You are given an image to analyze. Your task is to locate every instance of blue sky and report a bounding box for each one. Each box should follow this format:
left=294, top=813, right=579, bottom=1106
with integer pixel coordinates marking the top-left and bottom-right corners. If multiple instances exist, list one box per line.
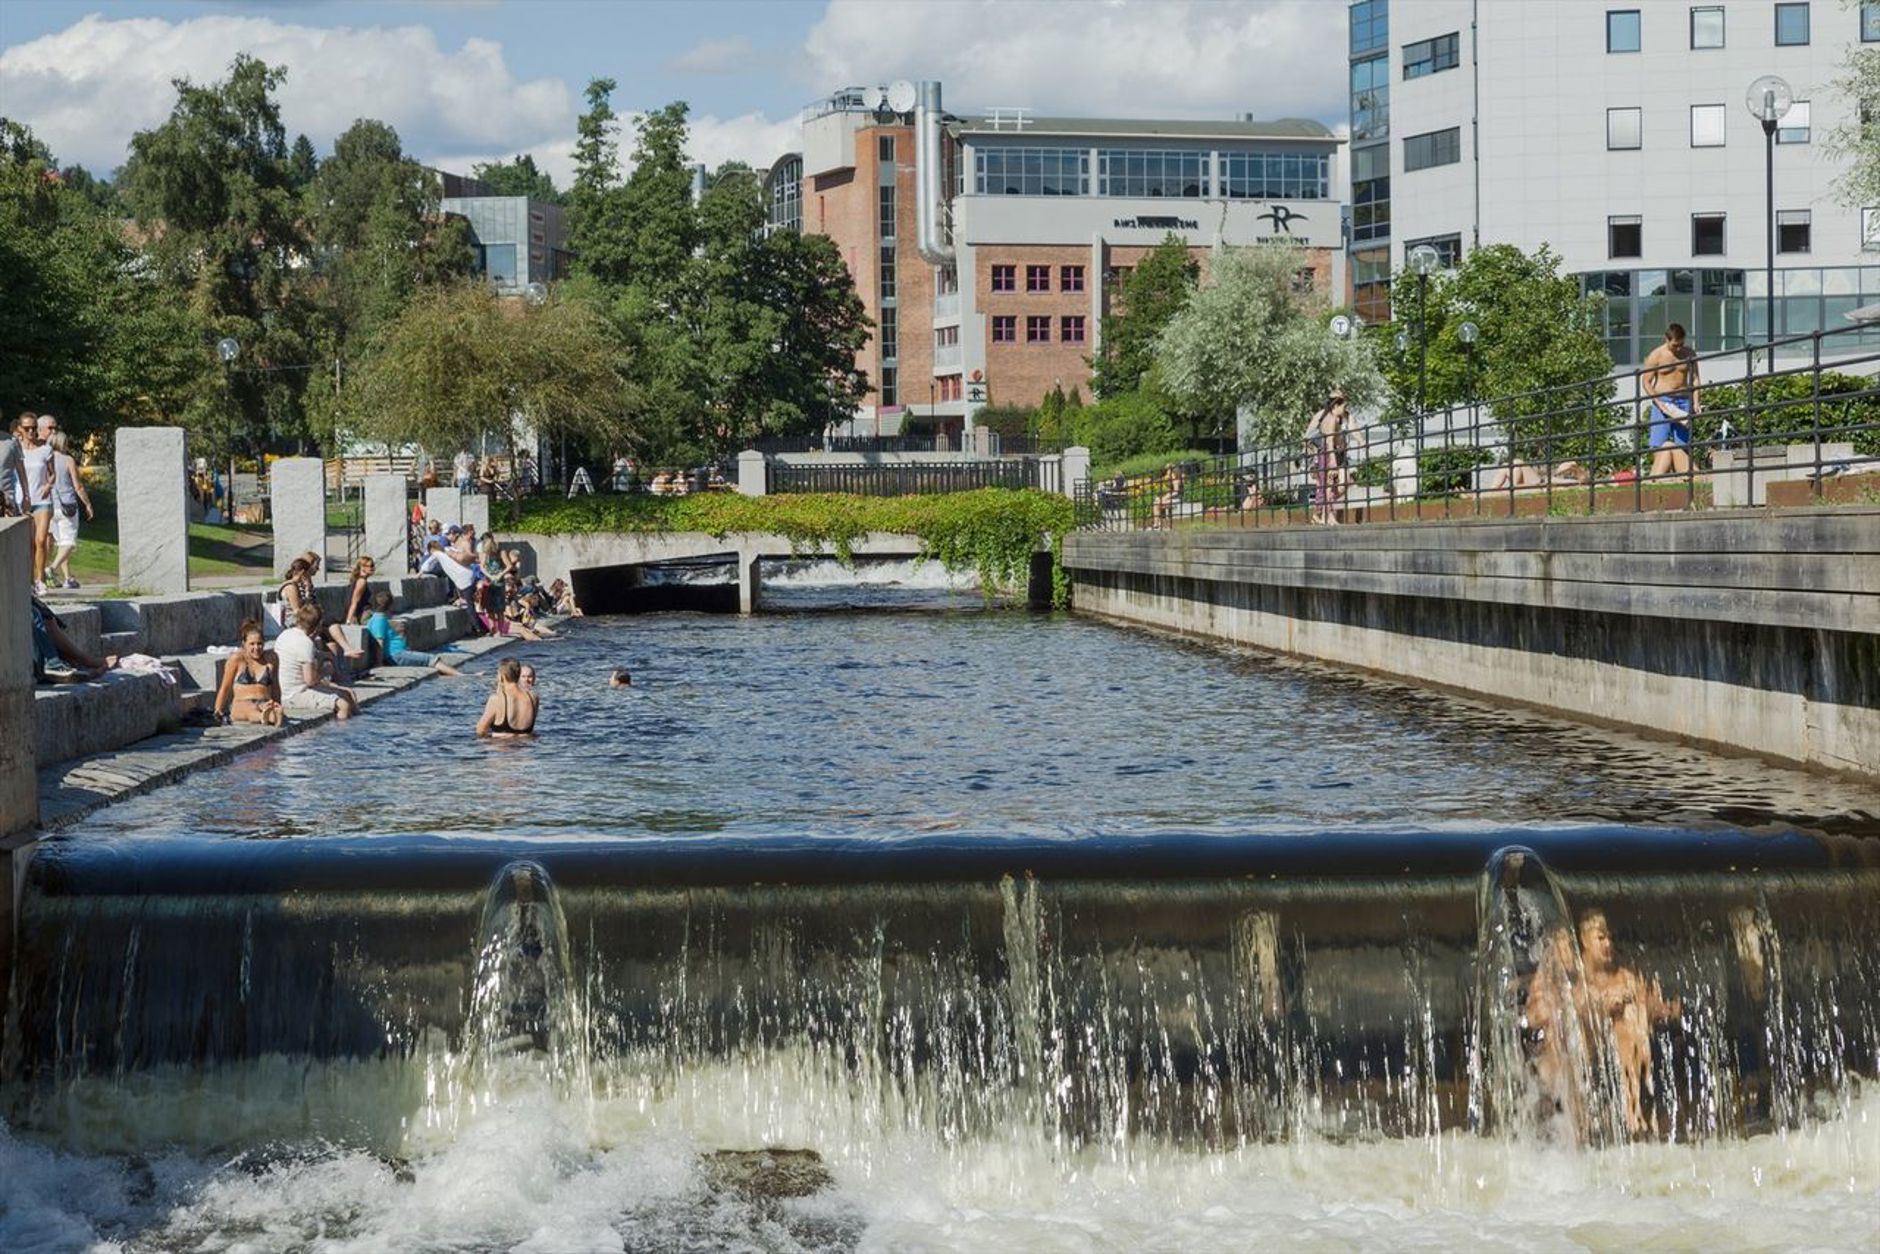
left=0, top=1, right=1346, bottom=182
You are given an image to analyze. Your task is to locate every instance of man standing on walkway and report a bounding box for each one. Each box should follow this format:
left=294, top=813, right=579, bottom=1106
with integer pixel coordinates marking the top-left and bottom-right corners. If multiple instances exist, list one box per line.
left=1641, top=323, right=1701, bottom=480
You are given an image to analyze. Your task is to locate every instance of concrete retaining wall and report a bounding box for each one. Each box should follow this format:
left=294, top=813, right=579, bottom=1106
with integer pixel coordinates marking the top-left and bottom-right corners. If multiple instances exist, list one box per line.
left=1062, top=509, right=1880, bottom=782
left=2, top=519, right=36, bottom=837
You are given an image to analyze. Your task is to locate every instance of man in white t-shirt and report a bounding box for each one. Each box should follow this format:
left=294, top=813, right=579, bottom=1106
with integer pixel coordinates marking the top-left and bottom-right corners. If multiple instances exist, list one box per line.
left=453, top=449, right=476, bottom=492
left=277, top=604, right=358, bottom=719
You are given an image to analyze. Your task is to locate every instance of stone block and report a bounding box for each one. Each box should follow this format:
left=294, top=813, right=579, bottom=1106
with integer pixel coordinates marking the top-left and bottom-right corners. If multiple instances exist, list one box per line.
left=1060, top=446, right=1092, bottom=500
left=460, top=492, right=491, bottom=537
left=270, top=457, right=327, bottom=578
left=738, top=450, right=768, bottom=497
left=33, top=672, right=176, bottom=767
left=115, top=427, right=190, bottom=593
left=1, top=519, right=36, bottom=835
left=49, top=603, right=101, bottom=658
left=424, top=488, right=463, bottom=529
left=363, top=474, right=409, bottom=574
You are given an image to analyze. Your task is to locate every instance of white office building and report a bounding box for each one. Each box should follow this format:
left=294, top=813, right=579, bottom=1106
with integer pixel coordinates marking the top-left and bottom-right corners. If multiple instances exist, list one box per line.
left=1350, top=0, right=1879, bottom=371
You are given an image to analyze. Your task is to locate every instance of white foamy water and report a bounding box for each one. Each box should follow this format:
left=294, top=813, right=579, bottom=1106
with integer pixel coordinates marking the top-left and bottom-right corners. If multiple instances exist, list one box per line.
left=4, top=1056, right=1874, bottom=1253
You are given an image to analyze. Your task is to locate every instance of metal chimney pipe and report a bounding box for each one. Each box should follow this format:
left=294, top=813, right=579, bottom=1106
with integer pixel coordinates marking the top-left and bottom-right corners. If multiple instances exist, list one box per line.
left=914, top=81, right=955, bottom=266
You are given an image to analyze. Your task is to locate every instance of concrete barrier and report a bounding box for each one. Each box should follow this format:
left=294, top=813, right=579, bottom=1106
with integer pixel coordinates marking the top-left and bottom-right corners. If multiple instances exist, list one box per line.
left=115, top=427, right=190, bottom=592
left=33, top=673, right=178, bottom=767
left=271, top=457, right=327, bottom=577
left=364, top=474, right=408, bottom=573
left=2, top=519, right=36, bottom=836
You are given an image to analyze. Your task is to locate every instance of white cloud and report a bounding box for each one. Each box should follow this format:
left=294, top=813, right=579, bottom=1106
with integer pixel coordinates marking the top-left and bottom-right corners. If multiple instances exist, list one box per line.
left=666, top=36, right=757, bottom=76
left=803, top=0, right=1345, bottom=124
left=0, top=13, right=572, bottom=172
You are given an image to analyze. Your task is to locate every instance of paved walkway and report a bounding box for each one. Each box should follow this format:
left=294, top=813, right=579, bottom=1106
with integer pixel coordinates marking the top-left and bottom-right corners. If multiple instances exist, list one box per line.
left=34, top=631, right=525, bottom=833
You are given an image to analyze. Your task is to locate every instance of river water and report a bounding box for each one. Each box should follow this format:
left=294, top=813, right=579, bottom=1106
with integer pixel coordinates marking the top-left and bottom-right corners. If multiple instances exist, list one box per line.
left=3, top=576, right=1877, bottom=1251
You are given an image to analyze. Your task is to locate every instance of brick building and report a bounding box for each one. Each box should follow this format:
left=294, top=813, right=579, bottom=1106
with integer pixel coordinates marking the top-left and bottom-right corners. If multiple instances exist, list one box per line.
left=785, top=82, right=1345, bottom=436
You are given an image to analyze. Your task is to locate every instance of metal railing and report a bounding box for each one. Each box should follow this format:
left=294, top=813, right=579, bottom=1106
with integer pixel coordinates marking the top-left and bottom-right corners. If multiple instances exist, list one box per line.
left=769, top=459, right=1042, bottom=496
left=1075, top=325, right=1880, bottom=531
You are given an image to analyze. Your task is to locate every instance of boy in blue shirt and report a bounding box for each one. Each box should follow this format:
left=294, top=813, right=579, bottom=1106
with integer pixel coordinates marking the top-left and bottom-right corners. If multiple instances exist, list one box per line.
left=365, top=591, right=462, bottom=675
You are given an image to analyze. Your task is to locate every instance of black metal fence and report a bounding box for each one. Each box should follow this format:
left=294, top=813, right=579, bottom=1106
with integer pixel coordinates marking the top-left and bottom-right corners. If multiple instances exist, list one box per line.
left=769, top=459, right=1043, bottom=496
left=1076, top=325, right=1880, bottom=531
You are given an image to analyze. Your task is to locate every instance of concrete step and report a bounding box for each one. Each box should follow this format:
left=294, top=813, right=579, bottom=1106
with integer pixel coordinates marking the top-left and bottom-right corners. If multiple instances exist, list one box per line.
left=34, top=671, right=177, bottom=765
left=99, top=630, right=144, bottom=657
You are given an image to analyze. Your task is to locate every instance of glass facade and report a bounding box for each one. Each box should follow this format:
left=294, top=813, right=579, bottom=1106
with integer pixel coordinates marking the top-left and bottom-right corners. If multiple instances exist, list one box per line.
left=1350, top=0, right=1391, bottom=317
left=765, top=155, right=802, bottom=235
left=1404, top=233, right=1462, bottom=269
left=1220, top=151, right=1331, bottom=200
left=1351, top=143, right=1389, bottom=244
left=1350, top=0, right=1388, bottom=54
left=974, top=147, right=1090, bottom=196
left=1353, top=246, right=1391, bottom=323
left=1580, top=265, right=1880, bottom=363
left=443, top=195, right=569, bottom=292
left=1351, top=54, right=1390, bottom=141
left=1096, top=149, right=1209, bottom=197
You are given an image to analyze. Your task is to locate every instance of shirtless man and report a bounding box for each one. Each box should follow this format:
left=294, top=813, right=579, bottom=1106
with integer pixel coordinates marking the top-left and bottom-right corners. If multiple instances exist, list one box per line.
left=1641, top=323, right=1701, bottom=480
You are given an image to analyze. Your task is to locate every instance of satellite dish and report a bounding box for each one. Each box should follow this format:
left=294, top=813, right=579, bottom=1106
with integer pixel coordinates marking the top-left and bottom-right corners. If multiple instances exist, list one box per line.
left=886, top=80, right=917, bottom=114
left=862, top=85, right=887, bottom=111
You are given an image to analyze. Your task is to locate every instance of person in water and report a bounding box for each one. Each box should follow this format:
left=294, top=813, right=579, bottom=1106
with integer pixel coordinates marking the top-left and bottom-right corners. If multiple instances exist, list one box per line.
left=212, top=618, right=283, bottom=726
left=476, top=657, right=537, bottom=738
left=1526, top=909, right=1682, bottom=1137
left=610, top=667, right=632, bottom=688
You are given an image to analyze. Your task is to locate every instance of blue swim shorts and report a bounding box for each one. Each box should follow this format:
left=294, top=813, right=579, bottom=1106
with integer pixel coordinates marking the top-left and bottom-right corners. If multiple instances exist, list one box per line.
left=1649, top=396, right=1691, bottom=449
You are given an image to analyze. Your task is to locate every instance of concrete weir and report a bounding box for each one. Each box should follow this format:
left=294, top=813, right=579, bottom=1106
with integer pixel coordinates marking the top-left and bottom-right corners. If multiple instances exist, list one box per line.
left=1062, top=508, right=1880, bottom=783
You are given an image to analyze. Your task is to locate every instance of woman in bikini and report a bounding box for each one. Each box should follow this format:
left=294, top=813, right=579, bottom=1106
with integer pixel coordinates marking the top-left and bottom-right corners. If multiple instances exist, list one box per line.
left=343, top=556, right=376, bottom=624
left=213, top=618, right=284, bottom=726
left=476, top=657, right=538, bottom=738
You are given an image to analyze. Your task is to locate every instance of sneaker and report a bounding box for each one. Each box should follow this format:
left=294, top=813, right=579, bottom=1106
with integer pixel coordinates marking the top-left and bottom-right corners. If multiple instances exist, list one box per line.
left=63, top=578, right=80, bottom=590
left=33, top=581, right=46, bottom=596
left=41, top=658, right=79, bottom=682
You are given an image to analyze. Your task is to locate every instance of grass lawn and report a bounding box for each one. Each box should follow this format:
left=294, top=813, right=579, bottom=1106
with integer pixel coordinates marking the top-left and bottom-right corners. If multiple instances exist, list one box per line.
left=54, top=487, right=275, bottom=591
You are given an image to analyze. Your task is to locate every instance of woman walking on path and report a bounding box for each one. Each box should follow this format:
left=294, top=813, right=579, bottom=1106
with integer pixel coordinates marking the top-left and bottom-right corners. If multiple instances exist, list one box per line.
left=1303, top=390, right=1350, bottom=525
left=43, top=431, right=94, bottom=589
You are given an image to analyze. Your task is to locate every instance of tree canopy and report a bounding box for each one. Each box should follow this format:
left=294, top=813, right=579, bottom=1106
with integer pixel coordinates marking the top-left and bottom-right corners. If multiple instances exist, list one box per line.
left=472, top=152, right=564, bottom=204
left=1090, top=235, right=1197, bottom=400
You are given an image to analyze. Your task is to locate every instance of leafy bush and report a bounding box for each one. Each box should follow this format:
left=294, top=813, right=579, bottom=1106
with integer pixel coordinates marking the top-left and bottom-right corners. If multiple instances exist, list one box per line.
left=971, top=404, right=1037, bottom=438
left=1691, top=370, right=1880, bottom=458
left=1417, top=446, right=1492, bottom=497
left=1076, top=387, right=1185, bottom=467
left=1090, top=448, right=1220, bottom=480
left=514, top=488, right=1076, bottom=606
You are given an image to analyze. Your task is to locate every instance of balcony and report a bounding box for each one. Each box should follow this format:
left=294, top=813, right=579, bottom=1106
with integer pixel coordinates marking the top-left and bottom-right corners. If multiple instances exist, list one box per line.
left=933, top=343, right=963, bottom=370
left=934, top=292, right=960, bottom=323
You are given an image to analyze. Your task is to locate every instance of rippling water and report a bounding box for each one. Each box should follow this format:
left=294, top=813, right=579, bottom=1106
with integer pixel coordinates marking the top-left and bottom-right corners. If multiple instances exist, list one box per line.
left=7, top=595, right=1879, bottom=1252
left=70, top=604, right=1880, bottom=844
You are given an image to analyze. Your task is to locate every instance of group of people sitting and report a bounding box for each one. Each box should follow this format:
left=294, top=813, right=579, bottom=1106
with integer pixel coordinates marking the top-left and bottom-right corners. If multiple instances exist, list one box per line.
left=411, top=521, right=577, bottom=640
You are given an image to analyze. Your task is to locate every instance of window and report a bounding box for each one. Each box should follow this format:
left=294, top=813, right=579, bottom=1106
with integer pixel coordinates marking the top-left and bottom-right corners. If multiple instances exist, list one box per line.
left=1061, top=315, right=1087, bottom=344
left=1403, top=127, right=1461, bottom=171
left=1026, top=264, right=1051, bottom=293
left=1026, top=315, right=1051, bottom=344
left=1104, top=265, right=1132, bottom=288
left=1607, top=9, right=1641, bottom=52
left=1220, top=151, right=1331, bottom=200
left=973, top=146, right=1090, bottom=196
left=1609, top=215, right=1643, bottom=258
left=1690, top=104, right=1727, bottom=147
left=878, top=185, right=896, bottom=237
left=878, top=308, right=897, bottom=360
left=1351, top=143, right=1389, bottom=243
left=1350, top=0, right=1389, bottom=56
left=1774, top=2, right=1809, bottom=45
left=1353, top=247, right=1391, bottom=324
left=991, top=315, right=1016, bottom=343
left=878, top=135, right=896, bottom=163
left=1404, top=233, right=1463, bottom=269
left=879, top=245, right=896, bottom=300
left=1096, top=149, right=1209, bottom=197
left=937, top=265, right=958, bottom=295
left=1865, top=0, right=1880, bottom=41
left=1608, top=107, right=1642, bottom=150
left=1864, top=207, right=1880, bottom=250
left=1403, top=32, right=1460, bottom=79
left=935, top=325, right=959, bottom=347
left=1692, top=213, right=1726, bottom=256
left=937, top=375, right=962, bottom=402
left=879, top=366, right=897, bottom=407
left=1778, top=210, right=1812, bottom=254
left=991, top=264, right=1016, bottom=293
left=1061, top=264, right=1085, bottom=292
left=1351, top=54, right=1389, bottom=141
left=1690, top=6, right=1724, bottom=47
left=1777, top=100, right=1810, bottom=144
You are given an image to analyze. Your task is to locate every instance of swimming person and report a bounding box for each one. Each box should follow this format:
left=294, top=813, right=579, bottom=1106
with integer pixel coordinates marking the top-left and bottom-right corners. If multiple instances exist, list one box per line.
left=610, top=668, right=632, bottom=688
left=476, top=657, right=537, bottom=738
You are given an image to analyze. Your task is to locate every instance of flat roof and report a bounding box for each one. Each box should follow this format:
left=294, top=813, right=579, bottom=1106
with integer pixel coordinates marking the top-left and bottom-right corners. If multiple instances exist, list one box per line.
left=950, top=116, right=1338, bottom=143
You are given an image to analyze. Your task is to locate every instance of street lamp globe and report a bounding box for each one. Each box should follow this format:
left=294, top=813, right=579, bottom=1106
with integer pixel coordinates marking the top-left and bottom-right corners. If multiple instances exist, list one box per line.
left=1394, top=329, right=1410, bottom=353
left=1458, top=321, right=1479, bottom=345
left=216, top=337, right=240, bottom=363
left=1407, top=244, right=1441, bottom=277
left=1745, top=74, right=1794, bottom=123
left=523, top=282, right=548, bottom=305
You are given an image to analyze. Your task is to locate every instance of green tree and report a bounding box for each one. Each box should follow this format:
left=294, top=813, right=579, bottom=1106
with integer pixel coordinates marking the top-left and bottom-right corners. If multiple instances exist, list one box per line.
left=1157, top=244, right=1384, bottom=448
left=352, top=281, right=629, bottom=514
left=1828, top=23, right=1880, bottom=206
left=1374, top=243, right=1616, bottom=459
left=472, top=152, right=564, bottom=204
left=570, top=78, right=632, bottom=285
left=286, top=133, right=318, bottom=192
left=122, top=55, right=312, bottom=458
left=1090, top=235, right=1197, bottom=399
left=300, top=119, right=474, bottom=448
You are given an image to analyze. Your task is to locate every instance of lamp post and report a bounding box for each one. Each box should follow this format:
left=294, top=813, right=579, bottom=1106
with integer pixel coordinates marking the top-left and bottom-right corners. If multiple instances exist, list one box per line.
left=1407, top=244, right=1441, bottom=417
left=1458, top=320, right=1479, bottom=426
left=1746, top=75, right=1793, bottom=372
left=216, top=336, right=239, bottom=523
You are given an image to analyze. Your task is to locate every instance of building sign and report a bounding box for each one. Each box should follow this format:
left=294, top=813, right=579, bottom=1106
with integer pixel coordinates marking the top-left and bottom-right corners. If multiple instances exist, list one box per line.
left=965, top=380, right=989, bottom=404
left=1111, top=216, right=1200, bottom=231
left=1257, top=205, right=1306, bottom=234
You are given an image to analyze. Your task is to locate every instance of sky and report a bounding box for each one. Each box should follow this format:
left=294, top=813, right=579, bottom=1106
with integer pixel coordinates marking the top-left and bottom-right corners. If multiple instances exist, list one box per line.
left=0, top=0, right=1349, bottom=186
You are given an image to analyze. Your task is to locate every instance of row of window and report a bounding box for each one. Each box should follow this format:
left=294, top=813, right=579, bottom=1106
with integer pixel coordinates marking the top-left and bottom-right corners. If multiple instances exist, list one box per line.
left=1581, top=265, right=1880, bottom=362
left=971, top=147, right=1330, bottom=200
left=1607, top=2, right=1834, bottom=51
left=990, top=263, right=1087, bottom=294
left=1607, top=101, right=1809, bottom=150
left=1606, top=210, right=1813, bottom=258
left=991, top=315, right=1088, bottom=345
